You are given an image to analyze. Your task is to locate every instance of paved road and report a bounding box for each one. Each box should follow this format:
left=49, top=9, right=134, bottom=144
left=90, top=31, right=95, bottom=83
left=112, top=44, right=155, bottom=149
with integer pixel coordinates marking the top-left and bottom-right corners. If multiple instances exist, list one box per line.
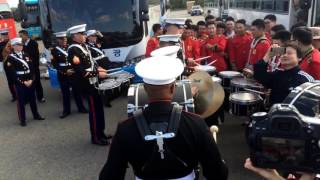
left=0, top=10, right=261, bottom=180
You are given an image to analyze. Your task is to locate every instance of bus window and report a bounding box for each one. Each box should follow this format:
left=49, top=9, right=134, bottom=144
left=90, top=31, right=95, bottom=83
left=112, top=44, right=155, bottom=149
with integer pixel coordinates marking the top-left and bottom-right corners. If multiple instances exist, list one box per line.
left=315, top=1, right=320, bottom=25
left=243, top=0, right=258, bottom=9
left=261, top=0, right=274, bottom=11
left=236, top=0, right=244, bottom=8
left=275, top=0, right=289, bottom=13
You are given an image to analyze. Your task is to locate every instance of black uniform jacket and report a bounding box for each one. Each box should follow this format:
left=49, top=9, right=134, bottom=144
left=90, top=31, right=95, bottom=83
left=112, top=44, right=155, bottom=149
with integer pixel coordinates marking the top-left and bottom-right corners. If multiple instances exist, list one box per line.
left=87, top=42, right=111, bottom=69
left=67, top=42, right=98, bottom=95
left=51, top=46, right=72, bottom=75
left=0, top=40, right=8, bottom=62
left=99, top=101, right=228, bottom=180
left=6, top=52, right=35, bottom=83
left=23, top=39, right=40, bottom=68
left=254, top=60, right=314, bottom=105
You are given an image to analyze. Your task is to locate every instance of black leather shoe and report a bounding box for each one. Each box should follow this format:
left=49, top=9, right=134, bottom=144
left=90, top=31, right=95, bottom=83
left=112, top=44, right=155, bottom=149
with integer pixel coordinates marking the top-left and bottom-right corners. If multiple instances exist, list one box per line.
left=91, top=139, right=110, bottom=146
left=59, top=112, right=70, bottom=119
left=20, top=121, right=27, bottom=127
left=102, top=134, right=113, bottom=140
left=34, top=116, right=45, bottom=120
left=38, top=98, right=46, bottom=103
left=78, top=109, right=88, bottom=113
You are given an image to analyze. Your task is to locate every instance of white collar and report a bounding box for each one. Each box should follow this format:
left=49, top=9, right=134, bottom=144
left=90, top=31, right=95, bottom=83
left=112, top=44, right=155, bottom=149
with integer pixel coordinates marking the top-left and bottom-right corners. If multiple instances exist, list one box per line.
left=24, top=39, right=30, bottom=46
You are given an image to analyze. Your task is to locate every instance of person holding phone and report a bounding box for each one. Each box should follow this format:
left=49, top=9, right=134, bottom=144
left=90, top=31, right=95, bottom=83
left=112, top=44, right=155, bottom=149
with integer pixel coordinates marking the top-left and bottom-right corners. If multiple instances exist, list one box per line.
left=253, top=42, right=314, bottom=106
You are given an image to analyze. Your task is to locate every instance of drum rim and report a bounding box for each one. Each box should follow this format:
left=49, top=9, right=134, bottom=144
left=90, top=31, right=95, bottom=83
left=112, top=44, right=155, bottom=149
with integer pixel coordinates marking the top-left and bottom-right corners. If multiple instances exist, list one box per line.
left=229, top=92, right=262, bottom=104
left=99, top=81, right=122, bottom=90
left=230, top=78, right=263, bottom=88
left=218, top=71, right=242, bottom=77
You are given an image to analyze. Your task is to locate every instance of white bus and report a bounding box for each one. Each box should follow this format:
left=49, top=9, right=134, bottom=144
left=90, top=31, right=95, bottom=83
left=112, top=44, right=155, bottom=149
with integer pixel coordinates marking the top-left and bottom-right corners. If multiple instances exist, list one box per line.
left=204, top=0, right=320, bottom=30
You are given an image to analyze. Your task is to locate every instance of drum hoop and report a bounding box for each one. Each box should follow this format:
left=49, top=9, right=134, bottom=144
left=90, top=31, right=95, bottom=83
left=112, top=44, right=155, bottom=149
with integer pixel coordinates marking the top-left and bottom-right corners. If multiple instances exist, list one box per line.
left=229, top=93, right=262, bottom=105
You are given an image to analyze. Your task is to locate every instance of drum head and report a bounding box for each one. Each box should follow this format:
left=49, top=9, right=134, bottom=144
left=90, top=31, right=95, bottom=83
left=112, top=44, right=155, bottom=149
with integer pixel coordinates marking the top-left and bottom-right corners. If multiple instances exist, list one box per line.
left=99, top=79, right=121, bottom=90
left=211, top=76, right=222, bottom=84
left=218, top=71, right=242, bottom=78
left=195, top=65, right=216, bottom=72
left=231, top=77, right=263, bottom=88
left=230, top=92, right=262, bottom=104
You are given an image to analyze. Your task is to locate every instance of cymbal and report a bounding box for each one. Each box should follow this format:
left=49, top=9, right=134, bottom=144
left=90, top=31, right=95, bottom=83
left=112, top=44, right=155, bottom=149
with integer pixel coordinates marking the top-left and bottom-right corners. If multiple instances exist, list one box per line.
left=188, top=71, right=225, bottom=118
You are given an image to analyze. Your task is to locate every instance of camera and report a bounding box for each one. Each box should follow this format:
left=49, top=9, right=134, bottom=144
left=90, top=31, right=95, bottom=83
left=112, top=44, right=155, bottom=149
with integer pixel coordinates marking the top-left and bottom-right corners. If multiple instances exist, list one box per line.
left=269, top=47, right=286, bottom=57
left=248, top=103, right=320, bottom=173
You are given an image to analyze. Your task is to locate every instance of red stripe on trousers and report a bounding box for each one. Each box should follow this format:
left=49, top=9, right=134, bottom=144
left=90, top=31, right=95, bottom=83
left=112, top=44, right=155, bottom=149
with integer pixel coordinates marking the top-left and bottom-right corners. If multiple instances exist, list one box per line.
left=89, top=96, right=98, bottom=142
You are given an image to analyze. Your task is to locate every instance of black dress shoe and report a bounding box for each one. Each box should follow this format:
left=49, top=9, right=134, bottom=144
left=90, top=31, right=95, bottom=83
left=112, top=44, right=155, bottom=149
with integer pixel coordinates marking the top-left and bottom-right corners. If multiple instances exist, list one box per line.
left=20, top=121, right=27, bottom=127
left=59, top=112, right=70, bottom=119
left=11, top=98, right=16, bottom=102
left=102, top=134, right=113, bottom=140
left=34, top=116, right=45, bottom=120
left=78, top=109, right=88, bottom=113
left=91, top=139, right=110, bottom=146
left=38, top=98, right=46, bottom=103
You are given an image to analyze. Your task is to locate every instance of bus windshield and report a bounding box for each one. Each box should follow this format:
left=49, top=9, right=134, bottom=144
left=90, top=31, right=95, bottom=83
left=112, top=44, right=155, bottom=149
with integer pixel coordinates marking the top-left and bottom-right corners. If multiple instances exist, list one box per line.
left=25, top=3, right=40, bottom=26
left=47, top=0, right=143, bottom=48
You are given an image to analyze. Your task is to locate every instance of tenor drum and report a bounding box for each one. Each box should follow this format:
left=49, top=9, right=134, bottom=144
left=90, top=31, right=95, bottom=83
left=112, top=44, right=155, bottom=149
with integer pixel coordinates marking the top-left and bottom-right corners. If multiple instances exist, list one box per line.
left=194, top=65, right=216, bottom=76
left=113, top=72, right=135, bottom=95
left=218, top=71, right=242, bottom=90
left=230, top=77, right=264, bottom=93
left=229, top=92, right=262, bottom=116
left=98, top=79, right=121, bottom=97
left=127, top=81, right=195, bottom=116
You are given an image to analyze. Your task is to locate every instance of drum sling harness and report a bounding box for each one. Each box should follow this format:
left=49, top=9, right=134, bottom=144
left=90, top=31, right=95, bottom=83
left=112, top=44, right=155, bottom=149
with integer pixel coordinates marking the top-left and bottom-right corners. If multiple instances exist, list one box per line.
left=134, top=104, right=191, bottom=173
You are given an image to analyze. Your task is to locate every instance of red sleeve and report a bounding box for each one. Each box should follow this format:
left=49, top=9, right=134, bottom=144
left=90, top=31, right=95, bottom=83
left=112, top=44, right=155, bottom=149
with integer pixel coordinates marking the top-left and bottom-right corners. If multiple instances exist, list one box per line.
left=255, top=40, right=270, bottom=62
left=311, top=53, right=320, bottom=80
left=145, top=38, right=157, bottom=57
left=201, top=40, right=208, bottom=57
left=228, top=38, right=235, bottom=63
left=216, top=36, right=227, bottom=52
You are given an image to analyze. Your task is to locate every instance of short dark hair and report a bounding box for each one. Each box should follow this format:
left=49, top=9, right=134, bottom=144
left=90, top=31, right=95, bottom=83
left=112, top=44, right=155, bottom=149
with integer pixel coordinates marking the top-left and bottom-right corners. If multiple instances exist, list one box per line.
left=205, top=15, right=215, bottom=22
left=152, top=24, right=162, bottom=34
left=272, top=30, right=291, bottom=42
left=197, top=20, right=206, bottom=27
left=206, top=21, right=216, bottom=27
left=252, top=19, right=265, bottom=30
left=264, top=14, right=277, bottom=22
left=236, top=19, right=246, bottom=25
left=271, top=24, right=286, bottom=33
left=292, top=27, right=313, bottom=45
left=290, top=22, right=306, bottom=32
left=285, top=41, right=303, bottom=58
left=215, top=17, right=223, bottom=22
left=226, top=16, right=235, bottom=22
left=216, top=22, right=226, bottom=29
left=185, top=19, right=193, bottom=26
left=19, top=30, right=29, bottom=36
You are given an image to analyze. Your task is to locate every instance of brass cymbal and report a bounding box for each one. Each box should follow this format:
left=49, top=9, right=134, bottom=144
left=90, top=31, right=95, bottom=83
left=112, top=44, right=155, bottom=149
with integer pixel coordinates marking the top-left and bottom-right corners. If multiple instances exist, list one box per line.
left=188, top=71, right=225, bottom=118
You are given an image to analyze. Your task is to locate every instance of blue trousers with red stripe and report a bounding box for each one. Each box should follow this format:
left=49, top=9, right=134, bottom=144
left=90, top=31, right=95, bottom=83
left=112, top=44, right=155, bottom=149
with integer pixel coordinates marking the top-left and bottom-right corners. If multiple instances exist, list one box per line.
left=87, top=91, right=105, bottom=141
left=15, top=83, right=41, bottom=123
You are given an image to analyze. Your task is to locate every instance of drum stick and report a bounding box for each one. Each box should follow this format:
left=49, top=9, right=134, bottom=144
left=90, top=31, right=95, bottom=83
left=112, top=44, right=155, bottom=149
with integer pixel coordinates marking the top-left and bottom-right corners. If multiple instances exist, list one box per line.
left=107, top=67, right=122, bottom=72
left=243, top=88, right=266, bottom=95
left=210, top=126, right=219, bottom=143
left=108, top=70, right=125, bottom=76
left=206, top=60, right=217, bottom=66
left=193, top=56, right=212, bottom=62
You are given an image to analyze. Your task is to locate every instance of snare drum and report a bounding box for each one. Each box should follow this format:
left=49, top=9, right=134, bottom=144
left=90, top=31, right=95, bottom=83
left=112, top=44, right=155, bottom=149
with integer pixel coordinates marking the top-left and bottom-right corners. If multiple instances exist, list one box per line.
left=113, top=72, right=134, bottom=95
left=195, top=65, right=216, bottom=76
left=127, top=81, right=195, bottom=116
left=230, top=77, right=264, bottom=93
left=229, top=92, right=262, bottom=116
left=218, top=71, right=242, bottom=90
left=98, top=79, right=122, bottom=103
left=211, top=76, right=222, bottom=84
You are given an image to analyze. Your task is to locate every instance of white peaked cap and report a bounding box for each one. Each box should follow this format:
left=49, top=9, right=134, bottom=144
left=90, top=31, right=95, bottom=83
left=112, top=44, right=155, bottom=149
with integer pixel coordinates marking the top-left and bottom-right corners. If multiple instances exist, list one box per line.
left=86, top=30, right=97, bottom=36
left=135, top=56, right=184, bottom=85
left=151, top=46, right=180, bottom=58
left=158, top=34, right=181, bottom=43
left=165, top=18, right=187, bottom=25
left=67, top=24, right=87, bottom=34
left=54, top=31, right=67, bottom=38
left=11, top=37, right=23, bottom=45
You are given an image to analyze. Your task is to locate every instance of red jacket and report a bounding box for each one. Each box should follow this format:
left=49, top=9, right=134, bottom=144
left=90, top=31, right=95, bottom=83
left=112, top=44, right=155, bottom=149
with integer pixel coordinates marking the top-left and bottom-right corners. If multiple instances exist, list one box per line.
left=299, top=48, right=320, bottom=80
left=145, top=37, right=159, bottom=57
left=265, top=31, right=272, bottom=42
left=248, top=37, right=270, bottom=66
left=203, top=34, right=227, bottom=72
left=184, top=37, right=201, bottom=60
left=228, top=32, right=252, bottom=70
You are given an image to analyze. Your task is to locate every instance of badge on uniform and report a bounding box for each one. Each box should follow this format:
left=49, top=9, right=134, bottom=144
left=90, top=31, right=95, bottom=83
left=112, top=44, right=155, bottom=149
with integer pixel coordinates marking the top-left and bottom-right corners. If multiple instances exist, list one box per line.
left=73, top=56, right=80, bottom=64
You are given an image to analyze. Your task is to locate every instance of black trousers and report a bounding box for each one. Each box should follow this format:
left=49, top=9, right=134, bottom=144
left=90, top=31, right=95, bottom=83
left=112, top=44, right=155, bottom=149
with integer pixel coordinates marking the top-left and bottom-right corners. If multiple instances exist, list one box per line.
left=87, top=90, right=106, bottom=141
left=15, top=83, right=40, bottom=123
left=58, top=74, right=86, bottom=114
left=34, top=68, right=44, bottom=100
left=4, top=69, right=16, bottom=99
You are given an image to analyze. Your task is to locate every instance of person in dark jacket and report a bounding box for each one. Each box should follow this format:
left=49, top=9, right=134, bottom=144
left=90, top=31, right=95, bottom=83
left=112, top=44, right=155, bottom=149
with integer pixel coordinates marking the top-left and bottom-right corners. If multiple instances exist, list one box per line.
left=19, top=30, right=45, bottom=103
left=254, top=42, right=314, bottom=105
left=99, top=56, right=228, bottom=180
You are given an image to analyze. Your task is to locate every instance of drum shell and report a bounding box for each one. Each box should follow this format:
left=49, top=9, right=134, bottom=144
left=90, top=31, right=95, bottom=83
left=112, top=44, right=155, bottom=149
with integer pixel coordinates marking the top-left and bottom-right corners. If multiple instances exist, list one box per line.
left=218, top=71, right=242, bottom=91
left=229, top=92, right=262, bottom=116
left=127, top=81, right=195, bottom=117
left=98, top=79, right=122, bottom=101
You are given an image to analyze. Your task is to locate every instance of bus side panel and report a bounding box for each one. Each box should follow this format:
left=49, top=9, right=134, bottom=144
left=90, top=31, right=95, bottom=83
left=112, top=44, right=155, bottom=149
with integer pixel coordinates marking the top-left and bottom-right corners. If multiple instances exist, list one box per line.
left=0, top=18, right=17, bottom=39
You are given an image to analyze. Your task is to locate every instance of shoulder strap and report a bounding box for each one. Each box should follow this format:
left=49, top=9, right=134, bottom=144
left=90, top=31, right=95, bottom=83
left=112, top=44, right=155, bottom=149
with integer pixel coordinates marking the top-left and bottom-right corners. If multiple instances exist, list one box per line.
left=9, top=54, right=30, bottom=71
left=167, top=104, right=183, bottom=135
left=68, top=44, right=89, bottom=55
left=134, top=109, right=152, bottom=140
left=55, top=46, right=68, bottom=57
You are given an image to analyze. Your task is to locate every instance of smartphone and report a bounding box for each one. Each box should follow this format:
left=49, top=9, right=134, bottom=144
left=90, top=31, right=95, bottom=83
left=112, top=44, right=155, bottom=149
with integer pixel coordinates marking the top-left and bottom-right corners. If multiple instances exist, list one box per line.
left=270, top=47, right=286, bottom=56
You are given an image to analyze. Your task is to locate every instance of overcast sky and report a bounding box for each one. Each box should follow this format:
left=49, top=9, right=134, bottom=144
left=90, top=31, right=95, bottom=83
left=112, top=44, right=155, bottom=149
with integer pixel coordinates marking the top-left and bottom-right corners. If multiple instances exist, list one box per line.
left=8, top=0, right=19, bottom=8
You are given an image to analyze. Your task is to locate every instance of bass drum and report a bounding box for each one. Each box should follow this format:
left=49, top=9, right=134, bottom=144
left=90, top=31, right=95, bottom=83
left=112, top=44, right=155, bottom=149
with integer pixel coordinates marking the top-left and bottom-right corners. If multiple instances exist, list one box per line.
left=127, top=80, right=195, bottom=117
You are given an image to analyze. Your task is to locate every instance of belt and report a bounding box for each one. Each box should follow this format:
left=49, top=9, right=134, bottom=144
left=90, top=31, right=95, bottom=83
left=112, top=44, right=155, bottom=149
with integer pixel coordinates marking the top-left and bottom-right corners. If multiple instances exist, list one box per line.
left=16, top=70, right=30, bottom=75
left=93, top=55, right=105, bottom=61
left=59, top=63, right=71, bottom=67
left=85, top=68, right=93, bottom=72
left=136, top=171, right=195, bottom=180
